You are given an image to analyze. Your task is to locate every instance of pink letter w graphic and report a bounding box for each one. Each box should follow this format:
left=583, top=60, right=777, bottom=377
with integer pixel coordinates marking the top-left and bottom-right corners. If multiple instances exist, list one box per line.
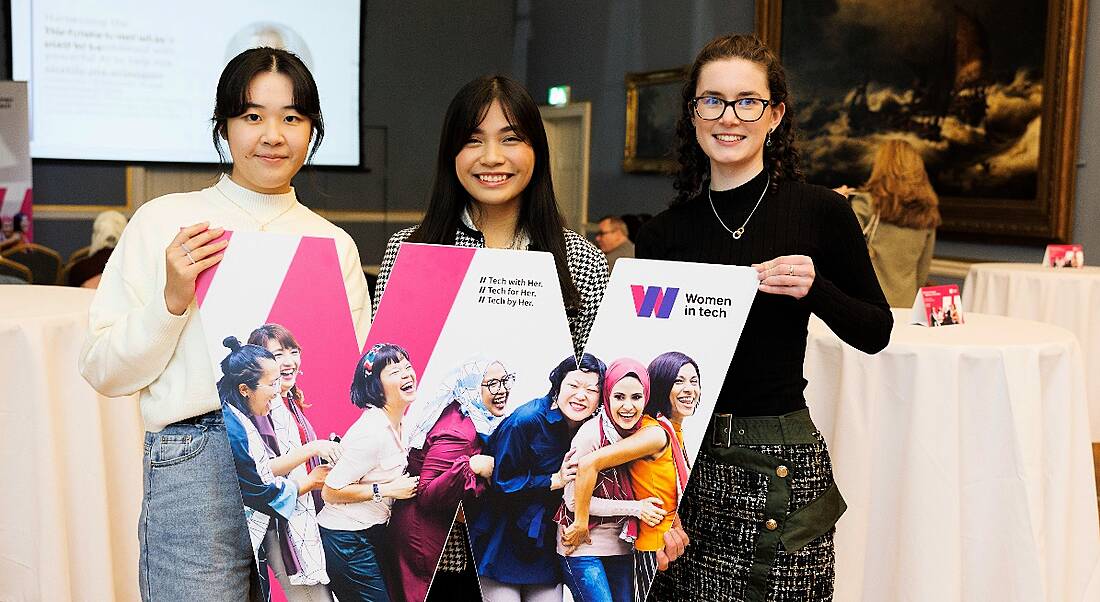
left=630, top=285, right=679, bottom=319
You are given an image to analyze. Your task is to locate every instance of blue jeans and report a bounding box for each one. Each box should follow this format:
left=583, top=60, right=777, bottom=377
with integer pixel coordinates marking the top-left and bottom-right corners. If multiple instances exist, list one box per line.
left=139, top=411, right=260, bottom=601
left=319, top=525, right=391, bottom=602
left=559, top=554, right=633, bottom=602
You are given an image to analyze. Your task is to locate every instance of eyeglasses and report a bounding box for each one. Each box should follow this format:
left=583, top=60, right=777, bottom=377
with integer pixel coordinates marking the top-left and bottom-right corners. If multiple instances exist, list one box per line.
left=258, top=378, right=281, bottom=392
left=691, top=96, right=771, bottom=122
left=595, top=230, right=616, bottom=238
left=482, top=373, right=516, bottom=394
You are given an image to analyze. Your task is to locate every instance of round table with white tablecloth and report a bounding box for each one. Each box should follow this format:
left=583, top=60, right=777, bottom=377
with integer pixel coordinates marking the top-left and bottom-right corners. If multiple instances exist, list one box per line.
left=0, top=286, right=142, bottom=601
left=804, top=308, right=1100, bottom=601
left=963, top=262, right=1100, bottom=439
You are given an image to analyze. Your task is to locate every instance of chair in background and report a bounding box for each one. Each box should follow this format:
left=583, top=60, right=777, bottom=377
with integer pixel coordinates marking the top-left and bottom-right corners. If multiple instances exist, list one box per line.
left=60, top=247, right=93, bottom=287
left=0, top=256, right=32, bottom=283
left=67, top=245, right=91, bottom=265
left=2, top=243, right=63, bottom=284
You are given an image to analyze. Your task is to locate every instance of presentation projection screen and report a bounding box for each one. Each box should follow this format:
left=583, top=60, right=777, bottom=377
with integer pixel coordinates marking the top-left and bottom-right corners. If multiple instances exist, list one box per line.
left=10, top=0, right=361, bottom=166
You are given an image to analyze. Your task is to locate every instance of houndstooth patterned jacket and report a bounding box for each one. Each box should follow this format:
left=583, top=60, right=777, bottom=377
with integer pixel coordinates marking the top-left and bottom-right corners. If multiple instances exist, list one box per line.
left=373, top=223, right=609, bottom=357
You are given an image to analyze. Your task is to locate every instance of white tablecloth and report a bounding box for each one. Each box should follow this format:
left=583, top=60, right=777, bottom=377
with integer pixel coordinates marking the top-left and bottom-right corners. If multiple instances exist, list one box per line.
left=964, top=262, right=1100, bottom=439
left=0, top=286, right=142, bottom=601
left=805, top=309, right=1100, bottom=601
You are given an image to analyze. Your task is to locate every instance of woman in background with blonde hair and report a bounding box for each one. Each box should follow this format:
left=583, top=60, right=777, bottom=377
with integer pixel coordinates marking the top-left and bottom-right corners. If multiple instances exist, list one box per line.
left=844, top=139, right=941, bottom=307
left=68, top=210, right=128, bottom=288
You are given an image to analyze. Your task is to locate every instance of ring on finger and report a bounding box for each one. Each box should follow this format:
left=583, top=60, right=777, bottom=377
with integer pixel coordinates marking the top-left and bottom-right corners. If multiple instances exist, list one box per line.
left=180, top=242, right=192, bottom=253
left=787, top=264, right=795, bottom=277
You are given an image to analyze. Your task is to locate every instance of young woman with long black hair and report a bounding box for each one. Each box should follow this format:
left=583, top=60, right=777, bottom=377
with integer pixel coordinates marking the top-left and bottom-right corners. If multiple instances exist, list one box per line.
left=372, top=74, right=609, bottom=601
left=373, top=75, right=608, bottom=359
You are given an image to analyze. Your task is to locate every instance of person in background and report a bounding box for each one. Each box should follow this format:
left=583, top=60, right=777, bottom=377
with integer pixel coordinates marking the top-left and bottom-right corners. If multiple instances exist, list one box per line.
left=0, top=215, right=13, bottom=245
left=0, top=212, right=28, bottom=251
left=594, top=216, right=634, bottom=271
left=619, top=214, right=651, bottom=245
left=839, top=139, right=941, bottom=307
left=68, top=210, right=129, bottom=288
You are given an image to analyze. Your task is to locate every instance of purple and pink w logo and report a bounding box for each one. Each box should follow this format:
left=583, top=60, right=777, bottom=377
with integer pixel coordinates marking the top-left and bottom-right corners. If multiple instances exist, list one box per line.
left=630, top=285, right=679, bottom=319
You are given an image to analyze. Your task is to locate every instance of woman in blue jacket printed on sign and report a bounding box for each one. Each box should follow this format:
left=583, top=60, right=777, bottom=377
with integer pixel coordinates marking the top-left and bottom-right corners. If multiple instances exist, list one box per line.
left=469, top=353, right=606, bottom=601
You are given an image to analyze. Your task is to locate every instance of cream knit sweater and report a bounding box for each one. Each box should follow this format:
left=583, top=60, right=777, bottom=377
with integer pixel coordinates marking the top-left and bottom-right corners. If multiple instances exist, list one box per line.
left=80, top=175, right=371, bottom=432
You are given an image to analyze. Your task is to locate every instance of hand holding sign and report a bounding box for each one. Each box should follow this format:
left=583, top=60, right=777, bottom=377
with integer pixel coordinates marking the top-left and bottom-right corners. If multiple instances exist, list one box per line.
left=755, top=255, right=816, bottom=299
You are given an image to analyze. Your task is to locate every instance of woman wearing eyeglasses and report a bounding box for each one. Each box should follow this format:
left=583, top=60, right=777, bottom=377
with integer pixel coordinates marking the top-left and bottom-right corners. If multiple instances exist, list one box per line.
left=634, top=35, right=891, bottom=601
left=389, top=356, right=511, bottom=602
left=217, top=336, right=334, bottom=601
left=317, top=344, right=421, bottom=602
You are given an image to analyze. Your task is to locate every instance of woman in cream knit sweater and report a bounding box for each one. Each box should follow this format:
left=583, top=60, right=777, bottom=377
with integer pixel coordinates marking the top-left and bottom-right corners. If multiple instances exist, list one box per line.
left=79, top=47, right=370, bottom=601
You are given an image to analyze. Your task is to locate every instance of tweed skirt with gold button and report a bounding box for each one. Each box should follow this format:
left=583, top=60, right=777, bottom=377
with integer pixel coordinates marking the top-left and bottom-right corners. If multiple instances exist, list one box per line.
left=648, top=409, right=845, bottom=602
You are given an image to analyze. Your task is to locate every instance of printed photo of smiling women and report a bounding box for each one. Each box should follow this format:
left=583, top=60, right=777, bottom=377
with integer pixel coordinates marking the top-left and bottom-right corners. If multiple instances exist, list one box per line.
left=557, top=258, right=758, bottom=601
left=369, top=243, right=579, bottom=602
left=192, top=229, right=369, bottom=602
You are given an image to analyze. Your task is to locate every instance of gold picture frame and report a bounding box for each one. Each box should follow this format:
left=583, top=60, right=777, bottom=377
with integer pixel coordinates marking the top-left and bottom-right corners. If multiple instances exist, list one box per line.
left=757, top=0, right=1087, bottom=242
left=623, top=67, right=688, bottom=174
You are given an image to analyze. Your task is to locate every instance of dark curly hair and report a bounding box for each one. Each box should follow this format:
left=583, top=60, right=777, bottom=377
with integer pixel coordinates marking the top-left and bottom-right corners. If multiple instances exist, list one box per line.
left=672, top=34, right=803, bottom=205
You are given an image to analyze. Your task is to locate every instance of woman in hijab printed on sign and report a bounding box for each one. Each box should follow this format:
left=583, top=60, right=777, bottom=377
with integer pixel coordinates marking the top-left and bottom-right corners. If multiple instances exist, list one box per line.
left=389, top=355, right=509, bottom=602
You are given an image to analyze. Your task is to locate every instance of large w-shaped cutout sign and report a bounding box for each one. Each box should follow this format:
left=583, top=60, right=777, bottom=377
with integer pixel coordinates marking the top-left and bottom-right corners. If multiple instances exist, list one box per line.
left=197, top=233, right=756, bottom=602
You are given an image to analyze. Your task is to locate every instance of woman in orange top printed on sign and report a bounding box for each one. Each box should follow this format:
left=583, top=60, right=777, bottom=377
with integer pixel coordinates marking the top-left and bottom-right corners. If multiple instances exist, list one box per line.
left=562, top=352, right=698, bottom=601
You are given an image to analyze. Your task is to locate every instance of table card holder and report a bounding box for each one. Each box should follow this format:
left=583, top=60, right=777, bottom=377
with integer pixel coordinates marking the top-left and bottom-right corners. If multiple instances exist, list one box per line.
left=910, top=284, right=964, bottom=327
left=1042, top=244, right=1084, bottom=268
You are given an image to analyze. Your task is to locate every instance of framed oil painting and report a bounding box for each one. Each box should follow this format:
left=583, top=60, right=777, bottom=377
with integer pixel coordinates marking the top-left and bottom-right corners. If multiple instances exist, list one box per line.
left=623, top=67, right=687, bottom=173
left=757, top=0, right=1086, bottom=242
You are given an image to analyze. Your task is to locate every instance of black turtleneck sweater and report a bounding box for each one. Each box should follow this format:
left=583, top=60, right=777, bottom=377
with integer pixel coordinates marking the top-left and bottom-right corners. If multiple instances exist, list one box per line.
left=635, top=169, right=892, bottom=417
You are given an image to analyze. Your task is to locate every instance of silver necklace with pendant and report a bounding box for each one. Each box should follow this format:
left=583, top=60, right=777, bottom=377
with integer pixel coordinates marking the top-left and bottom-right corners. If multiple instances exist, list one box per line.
left=708, top=174, right=770, bottom=240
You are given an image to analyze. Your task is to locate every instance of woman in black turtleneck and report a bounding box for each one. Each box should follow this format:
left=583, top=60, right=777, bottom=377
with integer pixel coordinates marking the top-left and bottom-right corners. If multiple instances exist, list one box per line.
left=642, top=35, right=892, bottom=602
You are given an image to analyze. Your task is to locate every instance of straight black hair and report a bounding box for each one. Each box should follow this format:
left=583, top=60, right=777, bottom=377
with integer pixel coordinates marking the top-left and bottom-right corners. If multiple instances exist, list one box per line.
left=406, top=75, right=582, bottom=313
left=350, top=344, right=411, bottom=409
left=211, top=47, right=324, bottom=165
left=216, top=336, right=276, bottom=417
left=547, top=353, right=607, bottom=400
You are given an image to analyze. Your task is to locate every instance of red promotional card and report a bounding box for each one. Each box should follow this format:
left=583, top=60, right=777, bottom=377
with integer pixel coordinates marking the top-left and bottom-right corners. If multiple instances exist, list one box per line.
left=1042, top=244, right=1084, bottom=268
left=910, top=284, right=964, bottom=327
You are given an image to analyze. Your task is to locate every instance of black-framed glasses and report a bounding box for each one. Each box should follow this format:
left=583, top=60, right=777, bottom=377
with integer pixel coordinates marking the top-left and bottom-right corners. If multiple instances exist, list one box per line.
left=481, top=373, right=516, bottom=394
left=691, top=96, right=771, bottom=122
